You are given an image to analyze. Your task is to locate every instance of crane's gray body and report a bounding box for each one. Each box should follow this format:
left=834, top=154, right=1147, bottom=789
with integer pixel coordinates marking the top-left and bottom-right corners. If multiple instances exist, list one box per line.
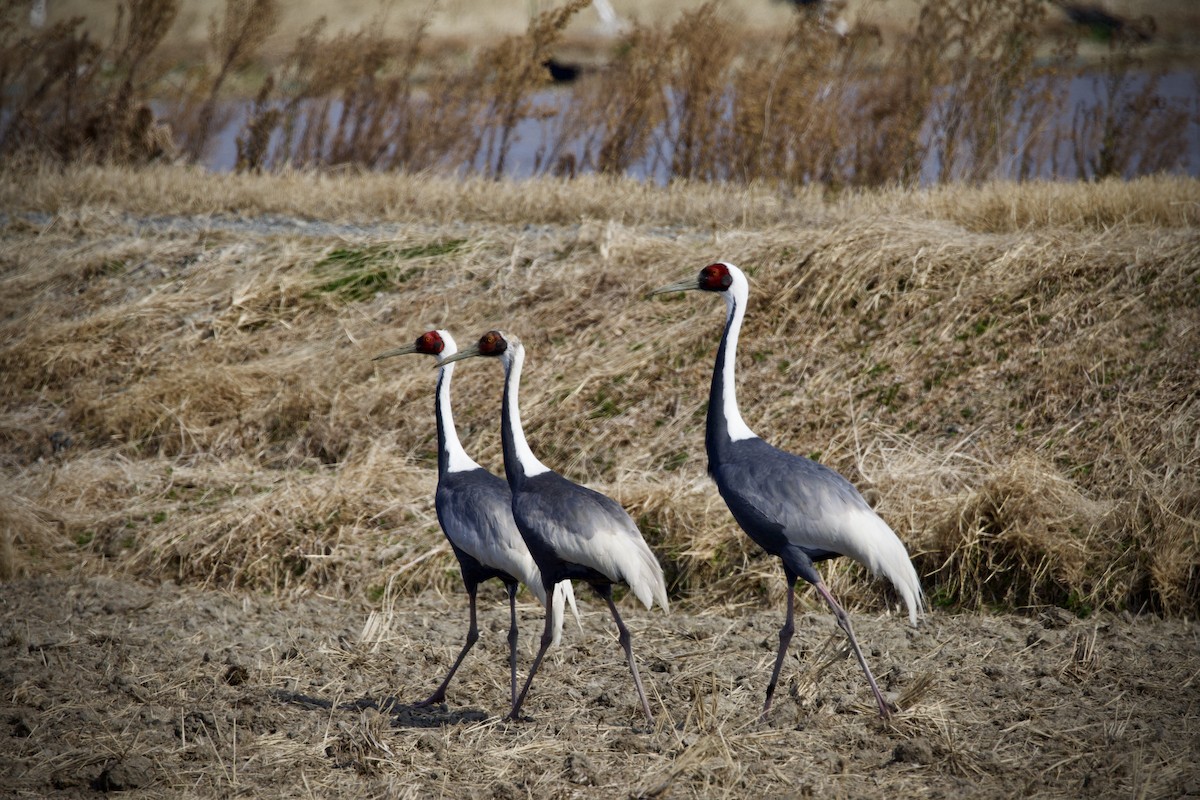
left=705, top=329, right=861, bottom=584
left=435, top=466, right=528, bottom=591
left=709, top=437, right=858, bottom=578
left=509, top=467, right=659, bottom=596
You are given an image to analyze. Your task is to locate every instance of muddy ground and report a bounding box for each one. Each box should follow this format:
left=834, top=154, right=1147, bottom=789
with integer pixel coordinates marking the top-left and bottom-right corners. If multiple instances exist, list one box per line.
left=1, top=573, right=1197, bottom=799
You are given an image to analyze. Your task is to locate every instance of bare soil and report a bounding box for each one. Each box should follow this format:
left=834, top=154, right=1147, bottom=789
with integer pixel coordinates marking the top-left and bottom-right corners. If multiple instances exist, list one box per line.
left=2, top=573, right=1197, bottom=798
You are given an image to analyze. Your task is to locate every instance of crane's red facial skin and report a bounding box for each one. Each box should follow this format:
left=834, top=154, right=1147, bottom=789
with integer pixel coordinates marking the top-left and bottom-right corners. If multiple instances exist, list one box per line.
left=415, top=330, right=444, bottom=355
left=699, top=263, right=733, bottom=292
left=477, top=330, right=508, bottom=356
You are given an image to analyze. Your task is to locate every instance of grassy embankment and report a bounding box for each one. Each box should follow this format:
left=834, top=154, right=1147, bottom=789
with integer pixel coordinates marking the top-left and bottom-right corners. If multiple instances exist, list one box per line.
left=1, top=166, right=1197, bottom=620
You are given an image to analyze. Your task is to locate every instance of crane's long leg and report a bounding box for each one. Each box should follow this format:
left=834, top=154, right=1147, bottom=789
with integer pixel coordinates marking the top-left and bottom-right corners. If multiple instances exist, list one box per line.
left=414, top=583, right=480, bottom=708
left=597, top=585, right=654, bottom=723
left=762, top=579, right=796, bottom=719
left=508, top=598, right=556, bottom=721
left=812, top=581, right=893, bottom=719
left=505, top=581, right=520, bottom=709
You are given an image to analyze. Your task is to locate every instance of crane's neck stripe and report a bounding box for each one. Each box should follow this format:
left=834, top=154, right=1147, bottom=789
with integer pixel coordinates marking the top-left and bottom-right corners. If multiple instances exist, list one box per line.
left=715, top=281, right=757, bottom=443
left=501, top=344, right=550, bottom=482
left=435, top=359, right=480, bottom=475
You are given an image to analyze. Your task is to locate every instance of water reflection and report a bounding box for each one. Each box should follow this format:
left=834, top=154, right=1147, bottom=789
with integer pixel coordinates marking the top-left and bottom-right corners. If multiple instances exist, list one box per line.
left=198, top=70, right=1198, bottom=184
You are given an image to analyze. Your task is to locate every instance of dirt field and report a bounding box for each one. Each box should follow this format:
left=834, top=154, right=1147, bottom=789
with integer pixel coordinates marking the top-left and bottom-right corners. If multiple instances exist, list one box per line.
left=2, top=572, right=1197, bottom=798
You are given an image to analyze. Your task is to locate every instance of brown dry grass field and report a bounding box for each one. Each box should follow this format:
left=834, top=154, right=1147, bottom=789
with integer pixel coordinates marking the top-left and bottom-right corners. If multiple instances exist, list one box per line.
left=1, top=166, right=1199, bottom=797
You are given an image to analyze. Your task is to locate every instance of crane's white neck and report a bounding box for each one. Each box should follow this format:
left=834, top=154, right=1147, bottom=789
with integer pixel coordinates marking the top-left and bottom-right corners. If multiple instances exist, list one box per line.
left=434, top=333, right=480, bottom=475
left=500, top=341, right=550, bottom=480
left=718, top=269, right=757, bottom=442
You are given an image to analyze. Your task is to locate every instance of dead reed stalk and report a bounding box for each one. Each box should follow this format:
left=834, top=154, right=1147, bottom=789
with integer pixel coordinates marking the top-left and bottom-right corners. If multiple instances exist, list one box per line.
left=1, top=1, right=1192, bottom=184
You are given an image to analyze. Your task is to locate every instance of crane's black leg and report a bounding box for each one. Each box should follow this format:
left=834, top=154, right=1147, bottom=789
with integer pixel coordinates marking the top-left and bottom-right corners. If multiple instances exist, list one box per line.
left=762, top=578, right=796, bottom=719
left=596, top=585, right=654, bottom=723
left=505, top=581, right=520, bottom=709
left=414, top=583, right=480, bottom=707
left=509, top=584, right=557, bottom=721
left=813, top=581, right=893, bottom=719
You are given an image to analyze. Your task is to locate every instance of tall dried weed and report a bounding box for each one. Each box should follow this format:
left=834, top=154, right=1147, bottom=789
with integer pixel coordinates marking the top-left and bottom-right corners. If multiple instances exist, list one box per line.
left=0, top=0, right=179, bottom=163
left=1, top=0, right=1193, bottom=184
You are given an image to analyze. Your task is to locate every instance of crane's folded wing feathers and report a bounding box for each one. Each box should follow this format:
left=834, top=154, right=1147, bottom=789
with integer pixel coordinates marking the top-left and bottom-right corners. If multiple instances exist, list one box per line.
left=436, top=470, right=548, bottom=603
left=714, top=439, right=923, bottom=624
left=513, top=474, right=669, bottom=613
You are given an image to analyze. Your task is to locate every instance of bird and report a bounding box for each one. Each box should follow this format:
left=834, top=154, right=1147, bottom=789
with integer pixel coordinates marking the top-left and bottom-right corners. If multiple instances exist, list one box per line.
left=651, top=262, right=923, bottom=719
left=542, top=57, right=582, bottom=85
left=1050, top=1, right=1154, bottom=43
left=372, top=329, right=578, bottom=710
left=441, top=330, right=669, bottom=723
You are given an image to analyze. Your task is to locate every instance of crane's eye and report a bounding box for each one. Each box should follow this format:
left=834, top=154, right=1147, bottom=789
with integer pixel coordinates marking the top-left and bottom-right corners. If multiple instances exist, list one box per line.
left=700, top=263, right=732, bottom=291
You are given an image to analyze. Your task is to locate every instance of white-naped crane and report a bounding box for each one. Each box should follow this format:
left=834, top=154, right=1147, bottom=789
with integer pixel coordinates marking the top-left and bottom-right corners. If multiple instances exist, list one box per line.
left=651, top=262, right=923, bottom=719
left=441, top=330, right=669, bottom=723
left=372, top=330, right=578, bottom=710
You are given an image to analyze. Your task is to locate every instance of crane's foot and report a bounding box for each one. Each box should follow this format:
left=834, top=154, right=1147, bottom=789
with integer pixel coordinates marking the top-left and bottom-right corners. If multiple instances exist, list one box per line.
left=758, top=699, right=775, bottom=724
left=411, top=690, right=446, bottom=709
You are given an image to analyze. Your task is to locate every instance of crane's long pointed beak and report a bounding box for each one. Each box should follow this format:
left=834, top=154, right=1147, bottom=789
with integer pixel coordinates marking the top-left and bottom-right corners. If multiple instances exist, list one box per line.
left=371, top=343, right=420, bottom=361
left=437, top=344, right=483, bottom=366
left=648, top=277, right=701, bottom=297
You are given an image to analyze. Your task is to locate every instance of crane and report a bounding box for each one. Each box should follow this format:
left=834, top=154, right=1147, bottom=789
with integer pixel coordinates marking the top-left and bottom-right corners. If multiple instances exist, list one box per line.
left=372, top=329, right=578, bottom=710
left=441, top=330, right=669, bottom=723
left=651, top=262, right=923, bottom=719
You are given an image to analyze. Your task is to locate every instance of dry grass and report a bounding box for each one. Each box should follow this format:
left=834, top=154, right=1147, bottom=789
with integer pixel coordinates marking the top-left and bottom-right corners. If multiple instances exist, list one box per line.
left=1, top=165, right=1197, bottom=622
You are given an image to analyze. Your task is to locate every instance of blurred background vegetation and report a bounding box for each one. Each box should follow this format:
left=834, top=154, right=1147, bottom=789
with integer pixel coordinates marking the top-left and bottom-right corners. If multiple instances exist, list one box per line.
left=1, top=0, right=1196, bottom=182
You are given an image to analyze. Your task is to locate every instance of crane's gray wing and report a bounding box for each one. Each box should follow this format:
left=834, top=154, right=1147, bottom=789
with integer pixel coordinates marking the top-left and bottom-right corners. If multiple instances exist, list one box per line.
left=712, top=437, right=874, bottom=557
left=715, top=438, right=923, bottom=622
left=513, top=473, right=637, bottom=550
left=436, top=469, right=541, bottom=590
left=513, top=472, right=668, bottom=610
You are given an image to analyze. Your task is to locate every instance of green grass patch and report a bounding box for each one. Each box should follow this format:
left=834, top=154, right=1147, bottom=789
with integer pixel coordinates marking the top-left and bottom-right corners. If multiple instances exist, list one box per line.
left=309, top=239, right=465, bottom=302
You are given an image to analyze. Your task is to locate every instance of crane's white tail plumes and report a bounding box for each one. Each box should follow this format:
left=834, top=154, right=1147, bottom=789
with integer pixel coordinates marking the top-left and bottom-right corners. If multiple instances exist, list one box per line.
left=620, top=537, right=670, bottom=615
left=843, top=509, right=924, bottom=625
left=882, top=546, right=924, bottom=627
left=548, top=580, right=582, bottom=647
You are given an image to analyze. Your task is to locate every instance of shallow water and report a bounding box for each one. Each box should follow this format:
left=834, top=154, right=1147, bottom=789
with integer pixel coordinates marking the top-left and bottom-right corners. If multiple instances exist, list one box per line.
left=194, top=71, right=1199, bottom=183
